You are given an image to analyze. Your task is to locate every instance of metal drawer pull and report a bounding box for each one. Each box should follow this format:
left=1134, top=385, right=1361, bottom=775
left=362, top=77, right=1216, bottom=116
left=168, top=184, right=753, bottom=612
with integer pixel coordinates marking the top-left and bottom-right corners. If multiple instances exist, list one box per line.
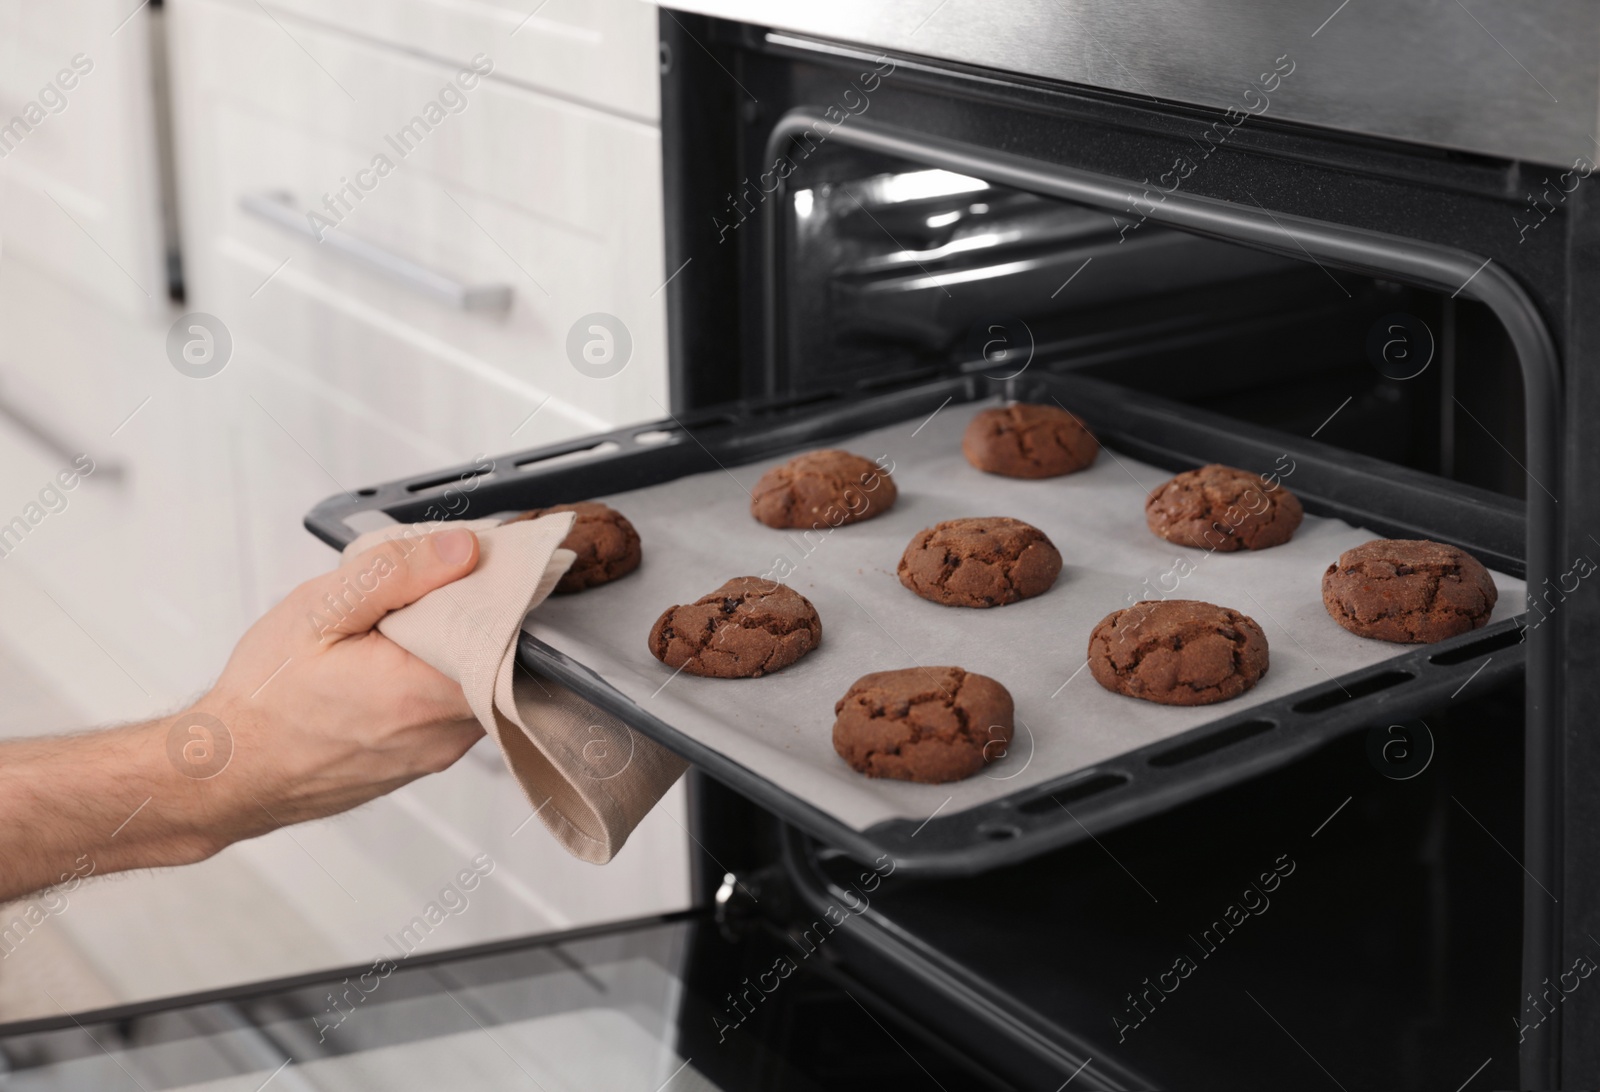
left=239, top=191, right=513, bottom=313
left=0, top=386, right=124, bottom=483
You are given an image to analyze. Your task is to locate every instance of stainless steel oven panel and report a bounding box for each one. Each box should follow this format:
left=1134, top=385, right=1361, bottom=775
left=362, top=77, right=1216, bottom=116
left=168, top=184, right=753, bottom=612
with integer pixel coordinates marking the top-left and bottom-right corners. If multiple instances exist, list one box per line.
left=661, top=0, right=1594, bottom=167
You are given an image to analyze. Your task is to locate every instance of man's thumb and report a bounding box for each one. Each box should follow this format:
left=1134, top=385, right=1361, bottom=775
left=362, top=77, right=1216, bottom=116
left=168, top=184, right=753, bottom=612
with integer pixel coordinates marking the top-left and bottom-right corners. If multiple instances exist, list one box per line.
left=309, top=529, right=479, bottom=639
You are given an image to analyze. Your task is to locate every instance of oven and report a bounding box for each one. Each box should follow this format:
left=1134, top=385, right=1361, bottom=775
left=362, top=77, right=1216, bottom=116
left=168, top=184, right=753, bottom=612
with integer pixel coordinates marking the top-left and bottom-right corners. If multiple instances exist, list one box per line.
left=2, top=5, right=1592, bottom=1089
left=639, top=8, right=1583, bottom=1087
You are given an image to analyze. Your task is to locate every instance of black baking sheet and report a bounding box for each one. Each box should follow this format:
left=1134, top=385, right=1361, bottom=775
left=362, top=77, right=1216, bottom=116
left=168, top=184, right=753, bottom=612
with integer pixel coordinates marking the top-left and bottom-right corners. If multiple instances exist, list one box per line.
left=522, top=399, right=1523, bottom=819
left=309, top=375, right=1528, bottom=875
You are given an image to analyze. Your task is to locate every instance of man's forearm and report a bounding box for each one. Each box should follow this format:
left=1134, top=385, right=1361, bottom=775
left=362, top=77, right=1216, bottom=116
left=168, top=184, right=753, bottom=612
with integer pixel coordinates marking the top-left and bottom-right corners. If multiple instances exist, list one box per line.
left=0, top=529, right=484, bottom=905
left=0, top=714, right=227, bottom=903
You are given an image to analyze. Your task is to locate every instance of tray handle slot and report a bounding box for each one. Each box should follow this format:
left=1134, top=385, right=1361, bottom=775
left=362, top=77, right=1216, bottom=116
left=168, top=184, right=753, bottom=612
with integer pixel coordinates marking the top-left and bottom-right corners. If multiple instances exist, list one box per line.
left=1429, top=625, right=1526, bottom=665
left=405, top=466, right=493, bottom=493
left=976, top=822, right=1022, bottom=840
left=1015, top=771, right=1130, bottom=815
left=1148, top=718, right=1276, bottom=768
left=1291, top=670, right=1413, bottom=714
left=513, top=441, right=621, bottom=473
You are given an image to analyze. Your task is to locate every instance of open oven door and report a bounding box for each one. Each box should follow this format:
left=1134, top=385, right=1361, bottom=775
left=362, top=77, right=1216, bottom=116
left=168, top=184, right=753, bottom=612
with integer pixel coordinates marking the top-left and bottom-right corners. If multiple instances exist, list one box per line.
left=0, top=907, right=1008, bottom=1090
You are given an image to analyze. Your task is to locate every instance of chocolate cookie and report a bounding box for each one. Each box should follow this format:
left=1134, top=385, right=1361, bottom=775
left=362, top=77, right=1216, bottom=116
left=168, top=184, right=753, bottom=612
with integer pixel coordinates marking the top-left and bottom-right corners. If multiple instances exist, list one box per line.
left=832, top=666, right=1015, bottom=783
left=1322, top=539, right=1497, bottom=643
left=750, top=449, right=896, bottom=529
left=1145, top=464, right=1304, bottom=551
left=898, top=517, right=1062, bottom=608
left=648, top=577, right=821, bottom=678
left=1088, top=599, right=1269, bottom=706
left=962, top=403, right=1099, bottom=478
left=506, top=502, right=641, bottom=594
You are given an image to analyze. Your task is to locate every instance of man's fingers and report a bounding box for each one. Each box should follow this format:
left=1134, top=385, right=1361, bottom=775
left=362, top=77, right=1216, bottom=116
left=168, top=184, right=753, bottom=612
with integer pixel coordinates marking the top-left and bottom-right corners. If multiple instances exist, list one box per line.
left=306, top=530, right=479, bottom=639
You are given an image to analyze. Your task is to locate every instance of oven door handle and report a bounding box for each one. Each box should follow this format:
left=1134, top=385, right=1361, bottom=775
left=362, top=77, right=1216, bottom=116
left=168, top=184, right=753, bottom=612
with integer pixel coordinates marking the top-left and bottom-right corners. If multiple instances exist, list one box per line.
left=239, top=191, right=514, bottom=314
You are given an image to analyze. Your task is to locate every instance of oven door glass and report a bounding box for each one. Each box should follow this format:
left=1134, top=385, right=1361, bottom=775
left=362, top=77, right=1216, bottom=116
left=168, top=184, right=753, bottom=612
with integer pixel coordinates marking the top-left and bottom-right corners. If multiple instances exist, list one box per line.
left=0, top=916, right=990, bottom=1091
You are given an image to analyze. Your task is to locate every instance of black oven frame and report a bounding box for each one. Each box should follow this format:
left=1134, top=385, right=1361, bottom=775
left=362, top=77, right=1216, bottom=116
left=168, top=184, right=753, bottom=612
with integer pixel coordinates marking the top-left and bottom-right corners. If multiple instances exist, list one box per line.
left=652, top=15, right=1596, bottom=1087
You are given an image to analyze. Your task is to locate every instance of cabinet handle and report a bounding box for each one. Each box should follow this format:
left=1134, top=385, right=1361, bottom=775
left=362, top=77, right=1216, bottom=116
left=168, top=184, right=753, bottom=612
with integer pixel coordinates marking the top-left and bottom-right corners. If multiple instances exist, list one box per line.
left=0, top=385, right=124, bottom=483
left=240, top=191, right=514, bottom=314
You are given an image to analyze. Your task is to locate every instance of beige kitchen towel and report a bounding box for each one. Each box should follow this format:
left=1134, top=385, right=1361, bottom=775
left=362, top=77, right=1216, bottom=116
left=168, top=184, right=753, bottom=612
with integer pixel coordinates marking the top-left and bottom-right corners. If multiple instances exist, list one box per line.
left=343, top=516, right=688, bottom=864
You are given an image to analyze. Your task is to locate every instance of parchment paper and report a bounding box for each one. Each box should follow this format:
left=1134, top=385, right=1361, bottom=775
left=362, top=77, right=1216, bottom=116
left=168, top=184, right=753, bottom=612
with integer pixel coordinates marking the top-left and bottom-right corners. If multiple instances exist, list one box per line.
left=523, top=400, right=1525, bottom=831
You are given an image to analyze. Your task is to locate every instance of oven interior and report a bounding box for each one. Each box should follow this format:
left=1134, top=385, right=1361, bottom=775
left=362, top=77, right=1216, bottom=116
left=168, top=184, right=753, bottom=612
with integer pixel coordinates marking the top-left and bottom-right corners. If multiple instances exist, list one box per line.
left=711, top=143, right=1533, bottom=1088
left=774, top=672, right=1527, bottom=1090
left=772, top=149, right=1527, bottom=503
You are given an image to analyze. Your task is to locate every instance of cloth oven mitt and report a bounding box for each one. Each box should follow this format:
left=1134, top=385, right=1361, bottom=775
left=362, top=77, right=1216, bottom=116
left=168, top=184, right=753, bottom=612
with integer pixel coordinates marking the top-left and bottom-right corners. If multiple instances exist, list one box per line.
left=343, top=515, right=688, bottom=864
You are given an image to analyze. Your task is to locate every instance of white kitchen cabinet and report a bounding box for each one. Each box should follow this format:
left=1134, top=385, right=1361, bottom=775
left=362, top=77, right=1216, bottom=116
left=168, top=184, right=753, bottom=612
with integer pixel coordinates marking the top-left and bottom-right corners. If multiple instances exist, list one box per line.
left=257, top=0, right=662, bottom=122
left=0, top=0, right=244, bottom=719
left=23, top=768, right=690, bottom=1012
left=167, top=0, right=670, bottom=450
left=167, top=0, right=672, bottom=601
left=0, top=0, right=686, bottom=1014
left=156, top=0, right=692, bottom=946
left=0, top=260, right=247, bottom=719
left=0, top=0, right=170, bottom=319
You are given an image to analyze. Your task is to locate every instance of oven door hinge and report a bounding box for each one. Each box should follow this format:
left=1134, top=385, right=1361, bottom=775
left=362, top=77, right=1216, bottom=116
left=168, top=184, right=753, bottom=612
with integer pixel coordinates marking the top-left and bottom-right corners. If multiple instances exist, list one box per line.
left=714, top=866, right=791, bottom=940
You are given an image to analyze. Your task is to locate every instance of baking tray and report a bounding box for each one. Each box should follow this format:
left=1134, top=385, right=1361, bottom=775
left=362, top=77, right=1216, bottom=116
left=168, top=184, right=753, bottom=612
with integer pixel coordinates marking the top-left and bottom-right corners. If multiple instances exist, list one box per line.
left=307, top=372, right=1528, bottom=876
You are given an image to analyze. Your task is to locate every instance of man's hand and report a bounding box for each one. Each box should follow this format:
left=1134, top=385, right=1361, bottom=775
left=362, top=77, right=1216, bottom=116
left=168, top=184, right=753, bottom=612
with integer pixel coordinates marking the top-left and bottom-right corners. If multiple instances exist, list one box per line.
left=208, top=527, right=485, bottom=828
left=0, top=529, right=483, bottom=903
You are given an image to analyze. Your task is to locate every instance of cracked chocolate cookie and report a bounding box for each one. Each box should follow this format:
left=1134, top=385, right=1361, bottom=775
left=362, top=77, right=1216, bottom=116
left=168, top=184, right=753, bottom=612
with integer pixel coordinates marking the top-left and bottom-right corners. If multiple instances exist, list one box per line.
left=898, top=517, right=1062, bottom=608
left=832, top=666, right=1015, bottom=783
left=750, top=449, right=896, bottom=529
left=1088, top=599, right=1269, bottom=706
left=506, top=502, right=641, bottom=594
left=648, top=576, right=821, bottom=678
left=962, top=403, right=1100, bottom=478
left=1322, top=539, right=1497, bottom=643
left=1145, top=464, right=1304, bottom=551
